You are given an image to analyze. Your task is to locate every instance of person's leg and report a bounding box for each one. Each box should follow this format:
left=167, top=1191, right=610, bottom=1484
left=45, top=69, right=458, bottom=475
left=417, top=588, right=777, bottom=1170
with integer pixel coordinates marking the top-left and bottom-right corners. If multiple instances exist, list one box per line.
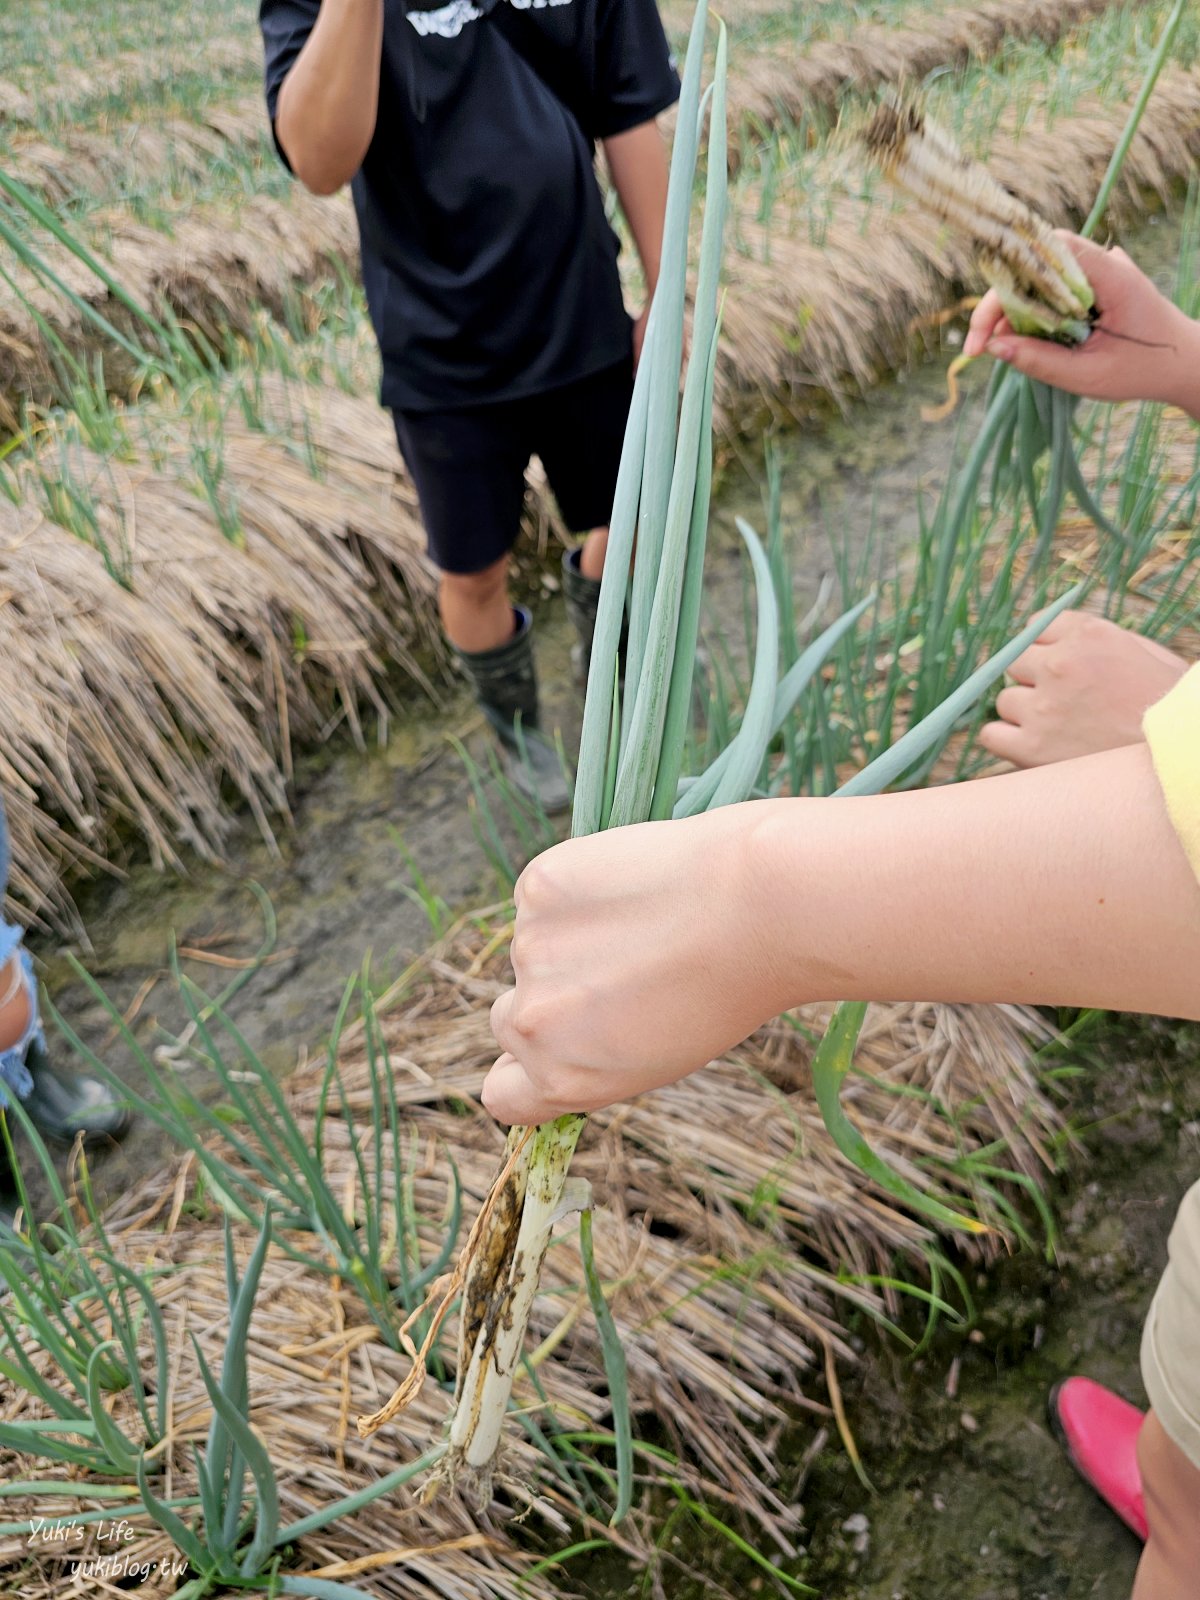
left=0, top=957, right=33, bottom=1055
left=578, top=526, right=608, bottom=581
left=1134, top=1180, right=1200, bottom=1596
left=393, top=402, right=523, bottom=661
left=536, top=357, right=633, bottom=676
left=0, top=794, right=128, bottom=1148
left=438, top=555, right=515, bottom=654
left=0, top=797, right=36, bottom=1107
left=392, top=405, right=570, bottom=812
left=1132, top=1411, right=1200, bottom=1599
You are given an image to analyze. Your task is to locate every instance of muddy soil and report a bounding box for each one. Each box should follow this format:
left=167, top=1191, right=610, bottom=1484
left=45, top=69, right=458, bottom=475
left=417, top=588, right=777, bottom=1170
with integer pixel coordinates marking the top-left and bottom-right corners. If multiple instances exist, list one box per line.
left=797, top=1019, right=1200, bottom=1600
left=567, top=1022, right=1199, bottom=1600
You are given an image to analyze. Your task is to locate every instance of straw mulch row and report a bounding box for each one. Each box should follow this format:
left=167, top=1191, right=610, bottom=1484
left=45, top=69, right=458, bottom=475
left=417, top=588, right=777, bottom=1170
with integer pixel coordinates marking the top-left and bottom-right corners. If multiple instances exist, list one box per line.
left=1, top=919, right=1060, bottom=1599
left=4, top=48, right=1199, bottom=434
left=0, top=185, right=360, bottom=426
left=1, top=0, right=1124, bottom=211
left=0, top=36, right=260, bottom=129
left=2, top=99, right=271, bottom=211
left=721, top=0, right=1119, bottom=169
left=0, top=373, right=560, bottom=933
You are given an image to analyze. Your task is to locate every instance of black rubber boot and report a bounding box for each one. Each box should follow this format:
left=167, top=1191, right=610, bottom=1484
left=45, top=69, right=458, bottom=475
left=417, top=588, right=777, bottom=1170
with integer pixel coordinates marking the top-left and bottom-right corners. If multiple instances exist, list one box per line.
left=562, top=547, right=602, bottom=684
left=452, top=607, right=572, bottom=815
left=562, top=546, right=630, bottom=689
left=20, top=1039, right=131, bottom=1147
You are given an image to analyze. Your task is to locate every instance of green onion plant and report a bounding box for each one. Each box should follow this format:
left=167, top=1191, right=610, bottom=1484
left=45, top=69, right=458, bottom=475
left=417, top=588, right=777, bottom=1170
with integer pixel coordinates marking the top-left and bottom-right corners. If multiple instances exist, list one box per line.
left=367, top=4, right=1087, bottom=1517
left=49, top=932, right=462, bottom=1355
left=0, top=1096, right=169, bottom=1477
left=133, top=1209, right=443, bottom=1600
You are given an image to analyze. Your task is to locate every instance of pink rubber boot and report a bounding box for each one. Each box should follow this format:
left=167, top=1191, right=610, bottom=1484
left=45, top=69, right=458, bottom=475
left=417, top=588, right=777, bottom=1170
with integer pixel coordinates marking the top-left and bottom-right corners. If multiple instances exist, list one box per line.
left=1048, top=1377, right=1148, bottom=1541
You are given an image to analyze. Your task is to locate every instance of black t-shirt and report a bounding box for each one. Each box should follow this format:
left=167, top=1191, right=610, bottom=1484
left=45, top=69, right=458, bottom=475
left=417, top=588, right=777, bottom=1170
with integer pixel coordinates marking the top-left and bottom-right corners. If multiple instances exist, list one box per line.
left=260, top=0, right=679, bottom=412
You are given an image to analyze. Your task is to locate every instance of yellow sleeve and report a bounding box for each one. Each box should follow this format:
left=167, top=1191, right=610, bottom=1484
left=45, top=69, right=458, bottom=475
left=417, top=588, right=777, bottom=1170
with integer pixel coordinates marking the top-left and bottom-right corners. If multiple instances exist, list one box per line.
left=1144, top=664, right=1200, bottom=884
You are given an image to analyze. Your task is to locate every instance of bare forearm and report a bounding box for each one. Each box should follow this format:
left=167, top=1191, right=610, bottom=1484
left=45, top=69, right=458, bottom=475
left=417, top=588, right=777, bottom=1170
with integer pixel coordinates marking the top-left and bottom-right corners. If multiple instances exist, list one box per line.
left=603, top=119, right=669, bottom=293
left=276, top=0, right=383, bottom=195
left=753, top=745, right=1200, bottom=1021
left=481, top=744, right=1199, bottom=1125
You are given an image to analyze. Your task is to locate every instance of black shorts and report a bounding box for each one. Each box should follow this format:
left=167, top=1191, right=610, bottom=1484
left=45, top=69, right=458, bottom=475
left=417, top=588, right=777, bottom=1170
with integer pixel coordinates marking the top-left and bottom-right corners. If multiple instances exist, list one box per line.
left=392, top=357, right=634, bottom=575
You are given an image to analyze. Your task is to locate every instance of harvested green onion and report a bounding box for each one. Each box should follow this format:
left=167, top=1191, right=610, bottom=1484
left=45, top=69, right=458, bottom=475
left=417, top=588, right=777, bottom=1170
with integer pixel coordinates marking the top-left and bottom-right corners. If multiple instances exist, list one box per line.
left=866, top=102, right=1095, bottom=345
left=358, top=1, right=729, bottom=1509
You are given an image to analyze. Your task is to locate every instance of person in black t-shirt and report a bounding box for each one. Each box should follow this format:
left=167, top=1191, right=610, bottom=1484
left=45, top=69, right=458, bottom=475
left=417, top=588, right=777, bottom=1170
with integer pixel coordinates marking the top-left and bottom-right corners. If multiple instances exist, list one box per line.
left=259, top=0, right=680, bottom=810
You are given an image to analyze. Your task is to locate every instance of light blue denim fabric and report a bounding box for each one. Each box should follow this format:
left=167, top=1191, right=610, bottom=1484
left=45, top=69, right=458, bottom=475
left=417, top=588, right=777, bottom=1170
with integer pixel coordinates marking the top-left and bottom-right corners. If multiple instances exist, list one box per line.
left=0, top=793, right=38, bottom=1107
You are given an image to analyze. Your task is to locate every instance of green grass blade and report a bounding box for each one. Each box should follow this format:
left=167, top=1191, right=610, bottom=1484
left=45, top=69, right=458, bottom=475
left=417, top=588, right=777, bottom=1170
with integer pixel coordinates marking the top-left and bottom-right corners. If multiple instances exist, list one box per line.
left=675, top=593, right=875, bottom=818
left=666, top=1485, right=815, bottom=1594
left=137, top=1450, right=208, bottom=1568
left=0, top=1421, right=101, bottom=1469
left=613, top=24, right=728, bottom=824
left=1030, top=387, right=1069, bottom=570
left=812, top=1003, right=990, bottom=1236
left=277, top=1580, right=385, bottom=1599
left=274, top=1448, right=447, bottom=1542
left=193, top=1440, right=229, bottom=1562
left=579, top=1209, right=634, bottom=1525
left=518, top=1540, right=614, bottom=1583
left=0, top=1252, right=92, bottom=1405
left=651, top=316, right=721, bottom=820
left=200, top=1403, right=279, bottom=1578
left=770, top=594, right=876, bottom=736
left=573, top=351, right=651, bottom=837
left=212, top=1209, right=272, bottom=1545
left=708, top=517, right=779, bottom=807
left=0, top=1294, right=89, bottom=1419
left=0, top=1482, right=141, bottom=1501
left=45, top=972, right=294, bottom=1216
left=409, top=1149, right=463, bottom=1298
left=1082, top=0, right=1188, bottom=238
left=84, top=1343, right=140, bottom=1473
left=645, top=22, right=727, bottom=825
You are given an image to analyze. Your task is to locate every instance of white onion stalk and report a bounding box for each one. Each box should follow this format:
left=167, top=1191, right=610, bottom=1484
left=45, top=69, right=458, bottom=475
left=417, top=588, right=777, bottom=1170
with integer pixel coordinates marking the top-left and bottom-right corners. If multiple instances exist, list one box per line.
left=443, top=1117, right=586, bottom=1500
left=413, top=5, right=731, bottom=1500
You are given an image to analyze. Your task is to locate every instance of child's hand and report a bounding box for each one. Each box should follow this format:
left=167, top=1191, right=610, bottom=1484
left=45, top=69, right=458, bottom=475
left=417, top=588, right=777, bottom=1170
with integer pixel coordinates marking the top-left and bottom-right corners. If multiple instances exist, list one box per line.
left=963, top=233, right=1200, bottom=412
left=980, top=609, right=1189, bottom=768
left=482, top=808, right=783, bottom=1125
